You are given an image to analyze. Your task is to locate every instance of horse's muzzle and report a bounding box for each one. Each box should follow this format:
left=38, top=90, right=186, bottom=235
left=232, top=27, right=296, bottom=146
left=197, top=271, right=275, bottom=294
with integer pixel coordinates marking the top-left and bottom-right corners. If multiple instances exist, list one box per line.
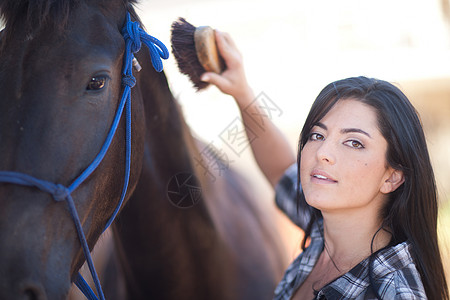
left=0, top=190, right=74, bottom=300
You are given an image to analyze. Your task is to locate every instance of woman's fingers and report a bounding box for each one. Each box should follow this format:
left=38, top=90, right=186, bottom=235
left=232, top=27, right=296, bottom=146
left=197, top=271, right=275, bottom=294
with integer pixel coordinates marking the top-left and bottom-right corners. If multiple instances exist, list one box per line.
left=201, top=30, right=249, bottom=98
left=201, top=72, right=231, bottom=92
left=221, top=31, right=238, bottom=50
left=215, top=30, right=241, bottom=69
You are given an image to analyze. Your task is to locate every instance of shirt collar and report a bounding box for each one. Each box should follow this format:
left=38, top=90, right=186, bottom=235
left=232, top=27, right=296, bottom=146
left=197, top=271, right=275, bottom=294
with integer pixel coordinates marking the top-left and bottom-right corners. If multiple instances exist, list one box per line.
left=320, top=240, right=414, bottom=298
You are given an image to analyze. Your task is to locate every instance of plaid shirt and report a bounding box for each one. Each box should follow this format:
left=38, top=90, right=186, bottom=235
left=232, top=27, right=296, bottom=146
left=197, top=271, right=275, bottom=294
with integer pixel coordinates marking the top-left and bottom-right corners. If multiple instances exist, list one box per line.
left=274, top=164, right=427, bottom=299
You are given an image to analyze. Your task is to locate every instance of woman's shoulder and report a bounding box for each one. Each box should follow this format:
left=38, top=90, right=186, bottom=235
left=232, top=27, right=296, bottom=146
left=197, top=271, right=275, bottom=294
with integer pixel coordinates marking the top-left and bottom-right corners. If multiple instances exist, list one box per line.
left=370, top=241, right=427, bottom=299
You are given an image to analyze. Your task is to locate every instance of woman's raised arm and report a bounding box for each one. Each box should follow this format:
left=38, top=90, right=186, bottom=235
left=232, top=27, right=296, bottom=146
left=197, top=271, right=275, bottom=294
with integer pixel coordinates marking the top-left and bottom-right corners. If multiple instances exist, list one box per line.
left=201, top=31, right=295, bottom=187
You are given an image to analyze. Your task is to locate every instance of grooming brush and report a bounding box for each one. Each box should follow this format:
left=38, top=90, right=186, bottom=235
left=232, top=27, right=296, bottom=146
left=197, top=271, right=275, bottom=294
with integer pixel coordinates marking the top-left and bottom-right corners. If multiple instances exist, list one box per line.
left=171, top=18, right=225, bottom=91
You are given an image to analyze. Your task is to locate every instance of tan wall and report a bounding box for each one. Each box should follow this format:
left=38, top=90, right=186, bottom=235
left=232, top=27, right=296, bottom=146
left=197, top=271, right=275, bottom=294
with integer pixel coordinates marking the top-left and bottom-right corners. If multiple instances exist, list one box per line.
left=400, top=78, right=450, bottom=203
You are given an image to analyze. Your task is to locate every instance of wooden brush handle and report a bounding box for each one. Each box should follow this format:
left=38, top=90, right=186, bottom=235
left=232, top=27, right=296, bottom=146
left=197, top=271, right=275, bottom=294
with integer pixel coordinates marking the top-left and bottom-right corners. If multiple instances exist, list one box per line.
left=194, top=26, right=225, bottom=74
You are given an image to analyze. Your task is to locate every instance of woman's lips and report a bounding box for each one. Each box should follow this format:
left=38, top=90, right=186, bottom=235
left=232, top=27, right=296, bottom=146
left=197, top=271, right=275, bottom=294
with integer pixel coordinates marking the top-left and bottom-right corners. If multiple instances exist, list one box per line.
left=310, top=169, right=337, bottom=184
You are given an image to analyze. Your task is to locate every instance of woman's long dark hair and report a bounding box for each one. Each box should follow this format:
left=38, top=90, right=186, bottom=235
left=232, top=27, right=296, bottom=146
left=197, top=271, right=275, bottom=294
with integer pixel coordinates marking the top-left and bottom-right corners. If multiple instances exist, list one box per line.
left=296, top=76, right=448, bottom=300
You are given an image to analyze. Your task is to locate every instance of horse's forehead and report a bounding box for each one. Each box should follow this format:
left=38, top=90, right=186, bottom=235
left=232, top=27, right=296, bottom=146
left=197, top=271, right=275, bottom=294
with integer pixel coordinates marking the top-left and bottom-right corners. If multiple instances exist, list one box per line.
left=0, top=5, right=125, bottom=104
left=10, top=8, right=125, bottom=77
left=64, top=9, right=123, bottom=54
left=8, top=6, right=124, bottom=60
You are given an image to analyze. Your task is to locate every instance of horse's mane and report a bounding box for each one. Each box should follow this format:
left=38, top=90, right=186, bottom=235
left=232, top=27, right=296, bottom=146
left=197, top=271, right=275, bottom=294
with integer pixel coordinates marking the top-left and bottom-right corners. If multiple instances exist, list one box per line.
left=0, top=0, right=137, bottom=36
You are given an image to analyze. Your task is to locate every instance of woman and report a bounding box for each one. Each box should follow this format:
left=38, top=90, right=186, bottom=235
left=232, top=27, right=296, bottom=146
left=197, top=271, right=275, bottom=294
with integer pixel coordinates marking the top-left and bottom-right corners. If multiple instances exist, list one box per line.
left=200, top=31, right=448, bottom=299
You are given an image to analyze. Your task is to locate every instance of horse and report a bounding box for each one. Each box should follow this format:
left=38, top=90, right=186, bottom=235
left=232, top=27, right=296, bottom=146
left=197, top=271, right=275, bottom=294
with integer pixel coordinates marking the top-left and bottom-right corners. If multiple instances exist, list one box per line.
left=0, top=0, right=287, bottom=299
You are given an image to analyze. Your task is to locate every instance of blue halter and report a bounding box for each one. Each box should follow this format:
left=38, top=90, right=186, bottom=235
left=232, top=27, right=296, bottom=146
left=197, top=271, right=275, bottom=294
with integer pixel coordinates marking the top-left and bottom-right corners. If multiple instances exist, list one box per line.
left=0, top=12, right=169, bottom=300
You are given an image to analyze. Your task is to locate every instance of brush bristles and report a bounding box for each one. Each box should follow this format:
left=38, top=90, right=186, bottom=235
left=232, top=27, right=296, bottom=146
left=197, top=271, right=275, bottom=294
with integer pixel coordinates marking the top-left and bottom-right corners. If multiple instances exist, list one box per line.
left=171, top=18, right=210, bottom=91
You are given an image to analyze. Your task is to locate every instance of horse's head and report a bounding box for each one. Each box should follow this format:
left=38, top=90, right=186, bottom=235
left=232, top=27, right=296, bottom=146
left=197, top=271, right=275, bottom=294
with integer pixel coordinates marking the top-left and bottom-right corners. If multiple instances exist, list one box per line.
left=0, top=0, right=159, bottom=298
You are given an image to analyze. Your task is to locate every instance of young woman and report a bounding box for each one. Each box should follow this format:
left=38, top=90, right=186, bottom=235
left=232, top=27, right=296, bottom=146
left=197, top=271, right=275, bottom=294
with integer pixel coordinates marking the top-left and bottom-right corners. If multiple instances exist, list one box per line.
left=201, top=31, right=448, bottom=299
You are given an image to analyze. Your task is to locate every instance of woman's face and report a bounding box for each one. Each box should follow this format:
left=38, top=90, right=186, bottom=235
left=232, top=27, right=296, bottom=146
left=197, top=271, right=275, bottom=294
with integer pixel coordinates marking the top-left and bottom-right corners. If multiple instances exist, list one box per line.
left=300, top=98, right=394, bottom=216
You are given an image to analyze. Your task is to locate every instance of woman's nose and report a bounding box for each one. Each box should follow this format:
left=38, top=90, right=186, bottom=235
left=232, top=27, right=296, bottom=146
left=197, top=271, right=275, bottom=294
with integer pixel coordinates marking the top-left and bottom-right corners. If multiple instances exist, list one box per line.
left=316, top=140, right=336, bottom=165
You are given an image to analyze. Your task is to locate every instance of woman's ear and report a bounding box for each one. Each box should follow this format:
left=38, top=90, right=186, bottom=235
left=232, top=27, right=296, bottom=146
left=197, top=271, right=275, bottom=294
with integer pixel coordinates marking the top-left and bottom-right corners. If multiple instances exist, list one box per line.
left=380, top=168, right=405, bottom=194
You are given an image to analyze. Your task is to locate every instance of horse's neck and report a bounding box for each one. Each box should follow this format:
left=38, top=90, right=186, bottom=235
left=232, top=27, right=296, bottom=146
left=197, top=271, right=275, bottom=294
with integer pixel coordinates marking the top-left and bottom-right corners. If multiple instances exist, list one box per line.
left=111, top=68, right=235, bottom=299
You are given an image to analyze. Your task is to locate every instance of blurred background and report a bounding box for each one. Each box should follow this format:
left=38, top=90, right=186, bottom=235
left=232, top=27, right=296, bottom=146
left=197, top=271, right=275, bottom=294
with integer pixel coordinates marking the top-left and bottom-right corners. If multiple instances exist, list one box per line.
left=134, top=0, right=450, bottom=278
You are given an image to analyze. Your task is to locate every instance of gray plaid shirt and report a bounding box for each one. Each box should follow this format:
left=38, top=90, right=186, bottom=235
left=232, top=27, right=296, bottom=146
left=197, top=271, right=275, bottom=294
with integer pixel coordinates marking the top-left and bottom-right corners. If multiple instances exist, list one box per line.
left=274, top=164, right=426, bottom=299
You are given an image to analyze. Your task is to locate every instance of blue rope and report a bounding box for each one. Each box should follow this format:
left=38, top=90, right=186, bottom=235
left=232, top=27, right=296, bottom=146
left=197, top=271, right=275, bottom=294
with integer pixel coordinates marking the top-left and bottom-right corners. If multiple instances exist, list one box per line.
left=0, top=11, right=168, bottom=300
left=122, top=12, right=169, bottom=73
left=75, top=274, right=99, bottom=300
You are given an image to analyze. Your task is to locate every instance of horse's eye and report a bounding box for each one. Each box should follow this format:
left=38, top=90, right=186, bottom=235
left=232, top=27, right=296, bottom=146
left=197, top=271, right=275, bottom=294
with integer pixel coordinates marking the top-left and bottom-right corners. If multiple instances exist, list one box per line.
left=87, top=76, right=107, bottom=90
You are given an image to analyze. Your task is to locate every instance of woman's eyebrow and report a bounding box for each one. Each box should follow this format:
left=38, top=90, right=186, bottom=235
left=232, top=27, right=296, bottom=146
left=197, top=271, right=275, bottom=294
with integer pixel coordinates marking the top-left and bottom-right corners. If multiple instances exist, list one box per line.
left=341, top=128, right=372, bottom=138
left=315, top=122, right=327, bottom=130
left=314, top=122, right=372, bottom=138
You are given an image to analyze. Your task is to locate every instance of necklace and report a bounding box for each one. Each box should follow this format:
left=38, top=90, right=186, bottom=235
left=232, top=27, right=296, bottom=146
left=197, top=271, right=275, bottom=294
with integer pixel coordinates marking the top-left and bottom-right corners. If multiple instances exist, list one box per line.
left=309, top=244, right=346, bottom=295
left=324, top=240, right=342, bottom=272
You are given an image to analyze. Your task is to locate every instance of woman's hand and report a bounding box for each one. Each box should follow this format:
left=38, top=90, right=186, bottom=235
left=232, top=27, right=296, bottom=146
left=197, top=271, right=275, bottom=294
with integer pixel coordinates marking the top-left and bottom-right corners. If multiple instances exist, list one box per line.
left=200, top=30, right=253, bottom=105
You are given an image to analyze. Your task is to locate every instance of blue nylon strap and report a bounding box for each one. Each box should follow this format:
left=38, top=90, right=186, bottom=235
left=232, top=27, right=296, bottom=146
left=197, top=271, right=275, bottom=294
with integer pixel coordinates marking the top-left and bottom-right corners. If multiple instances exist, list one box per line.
left=0, top=174, right=106, bottom=300
left=122, top=12, right=169, bottom=73
left=0, top=172, right=69, bottom=202
left=74, top=11, right=169, bottom=300
left=0, top=11, right=168, bottom=300
left=75, top=274, right=99, bottom=300
left=68, top=77, right=129, bottom=194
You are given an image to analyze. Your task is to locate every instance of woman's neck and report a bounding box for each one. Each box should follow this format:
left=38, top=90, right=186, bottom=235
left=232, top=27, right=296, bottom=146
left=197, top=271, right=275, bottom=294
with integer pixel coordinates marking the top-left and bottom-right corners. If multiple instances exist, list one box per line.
left=321, top=210, right=392, bottom=271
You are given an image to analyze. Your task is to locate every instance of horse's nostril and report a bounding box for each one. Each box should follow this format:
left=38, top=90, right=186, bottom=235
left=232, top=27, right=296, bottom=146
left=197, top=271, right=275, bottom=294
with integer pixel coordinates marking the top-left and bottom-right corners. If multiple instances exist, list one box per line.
left=22, top=284, right=46, bottom=300
left=24, top=289, right=38, bottom=300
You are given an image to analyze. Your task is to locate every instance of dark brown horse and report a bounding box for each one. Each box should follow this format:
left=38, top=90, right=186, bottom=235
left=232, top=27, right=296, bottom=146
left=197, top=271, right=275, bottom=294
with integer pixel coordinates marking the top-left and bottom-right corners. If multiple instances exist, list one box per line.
left=0, top=0, right=287, bottom=299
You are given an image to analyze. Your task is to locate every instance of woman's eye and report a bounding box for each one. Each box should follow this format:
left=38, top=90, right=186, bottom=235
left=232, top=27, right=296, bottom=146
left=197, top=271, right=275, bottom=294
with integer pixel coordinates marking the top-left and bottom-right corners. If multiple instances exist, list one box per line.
left=309, top=133, right=324, bottom=141
left=344, top=140, right=364, bottom=149
left=86, top=76, right=107, bottom=91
